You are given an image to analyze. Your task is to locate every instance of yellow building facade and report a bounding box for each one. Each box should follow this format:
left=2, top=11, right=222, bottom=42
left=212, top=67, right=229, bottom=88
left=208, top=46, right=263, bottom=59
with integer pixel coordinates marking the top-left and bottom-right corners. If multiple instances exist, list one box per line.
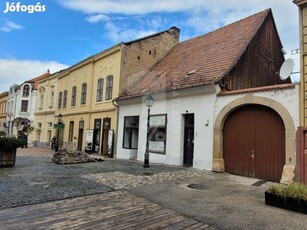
left=34, top=72, right=60, bottom=147
left=0, top=91, right=8, bottom=134
left=37, top=27, right=180, bottom=156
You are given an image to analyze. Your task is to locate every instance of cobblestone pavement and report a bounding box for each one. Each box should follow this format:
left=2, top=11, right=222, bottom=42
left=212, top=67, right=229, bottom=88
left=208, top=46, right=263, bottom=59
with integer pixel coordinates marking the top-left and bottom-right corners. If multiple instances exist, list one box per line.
left=0, top=147, right=209, bottom=210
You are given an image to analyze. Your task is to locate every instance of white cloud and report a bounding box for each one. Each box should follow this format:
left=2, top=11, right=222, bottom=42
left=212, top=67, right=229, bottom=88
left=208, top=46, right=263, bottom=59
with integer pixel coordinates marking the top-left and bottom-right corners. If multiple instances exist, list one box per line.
left=0, top=59, right=68, bottom=93
left=59, top=0, right=300, bottom=80
left=86, top=14, right=109, bottom=23
left=0, top=21, right=23, bottom=32
left=104, top=21, right=157, bottom=43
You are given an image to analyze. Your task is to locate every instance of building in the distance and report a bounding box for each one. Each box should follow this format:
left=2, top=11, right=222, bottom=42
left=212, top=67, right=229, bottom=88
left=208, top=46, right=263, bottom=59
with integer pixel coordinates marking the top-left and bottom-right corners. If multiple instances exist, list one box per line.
left=6, top=72, right=50, bottom=145
left=0, top=91, right=8, bottom=134
left=36, top=27, right=179, bottom=156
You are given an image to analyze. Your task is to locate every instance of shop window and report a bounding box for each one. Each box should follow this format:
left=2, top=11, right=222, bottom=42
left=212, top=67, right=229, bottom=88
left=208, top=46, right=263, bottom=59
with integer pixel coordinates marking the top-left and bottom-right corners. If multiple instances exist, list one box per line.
left=148, top=114, right=167, bottom=154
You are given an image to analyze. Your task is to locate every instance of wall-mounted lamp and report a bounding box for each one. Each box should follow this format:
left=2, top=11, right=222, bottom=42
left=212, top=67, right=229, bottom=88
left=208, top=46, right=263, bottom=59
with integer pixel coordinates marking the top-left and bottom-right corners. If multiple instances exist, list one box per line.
left=206, top=119, right=209, bottom=127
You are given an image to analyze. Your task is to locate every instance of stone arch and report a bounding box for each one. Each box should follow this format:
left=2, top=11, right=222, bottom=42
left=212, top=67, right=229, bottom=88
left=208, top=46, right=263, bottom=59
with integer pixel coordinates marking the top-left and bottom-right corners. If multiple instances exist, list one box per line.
left=213, top=94, right=296, bottom=183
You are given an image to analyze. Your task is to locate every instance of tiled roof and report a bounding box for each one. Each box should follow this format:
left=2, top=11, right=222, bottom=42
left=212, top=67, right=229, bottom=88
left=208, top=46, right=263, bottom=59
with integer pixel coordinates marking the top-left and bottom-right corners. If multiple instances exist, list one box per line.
left=25, top=72, right=50, bottom=90
left=119, top=9, right=271, bottom=99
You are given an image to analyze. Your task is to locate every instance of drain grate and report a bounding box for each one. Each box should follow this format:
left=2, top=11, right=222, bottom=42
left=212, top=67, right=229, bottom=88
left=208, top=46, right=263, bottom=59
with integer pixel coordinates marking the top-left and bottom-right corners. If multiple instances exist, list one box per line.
left=187, top=183, right=209, bottom=190
left=251, top=180, right=267, bottom=187
left=143, top=172, right=154, bottom=176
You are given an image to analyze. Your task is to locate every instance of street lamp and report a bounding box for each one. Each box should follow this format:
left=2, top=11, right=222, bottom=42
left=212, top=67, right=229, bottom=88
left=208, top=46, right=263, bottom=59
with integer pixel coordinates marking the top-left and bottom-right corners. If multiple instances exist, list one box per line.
left=144, top=94, right=154, bottom=168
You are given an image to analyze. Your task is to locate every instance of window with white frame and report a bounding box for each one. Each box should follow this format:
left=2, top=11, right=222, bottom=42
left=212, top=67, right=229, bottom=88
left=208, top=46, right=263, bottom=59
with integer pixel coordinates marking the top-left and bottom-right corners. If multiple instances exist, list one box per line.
left=123, top=116, right=139, bottom=149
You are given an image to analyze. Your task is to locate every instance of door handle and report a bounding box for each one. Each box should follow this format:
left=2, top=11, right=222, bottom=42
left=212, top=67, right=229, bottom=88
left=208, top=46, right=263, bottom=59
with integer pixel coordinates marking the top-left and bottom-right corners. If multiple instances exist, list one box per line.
left=250, top=150, right=255, bottom=158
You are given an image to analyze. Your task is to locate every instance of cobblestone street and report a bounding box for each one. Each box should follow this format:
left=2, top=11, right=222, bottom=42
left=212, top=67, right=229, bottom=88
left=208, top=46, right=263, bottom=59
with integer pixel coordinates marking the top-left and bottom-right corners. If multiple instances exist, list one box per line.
left=0, top=147, right=209, bottom=210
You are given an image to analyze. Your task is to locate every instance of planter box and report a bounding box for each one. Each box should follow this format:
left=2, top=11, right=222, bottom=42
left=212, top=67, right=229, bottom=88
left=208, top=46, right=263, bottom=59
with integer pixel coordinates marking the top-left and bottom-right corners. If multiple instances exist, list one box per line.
left=0, top=148, right=17, bottom=167
left=265, top=191, right=307, bottom=214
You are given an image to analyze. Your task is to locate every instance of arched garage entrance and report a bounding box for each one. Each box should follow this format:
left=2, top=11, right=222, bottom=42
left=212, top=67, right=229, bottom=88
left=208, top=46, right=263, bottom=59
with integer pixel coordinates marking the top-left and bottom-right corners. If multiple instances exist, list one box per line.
left=223, top=105, right=285, bottom=182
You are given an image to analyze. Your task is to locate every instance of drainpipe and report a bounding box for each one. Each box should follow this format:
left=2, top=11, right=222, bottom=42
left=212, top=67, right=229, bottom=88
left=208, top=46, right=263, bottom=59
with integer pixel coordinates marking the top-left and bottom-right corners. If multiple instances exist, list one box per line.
left=112, top=98, right=119, bottom=159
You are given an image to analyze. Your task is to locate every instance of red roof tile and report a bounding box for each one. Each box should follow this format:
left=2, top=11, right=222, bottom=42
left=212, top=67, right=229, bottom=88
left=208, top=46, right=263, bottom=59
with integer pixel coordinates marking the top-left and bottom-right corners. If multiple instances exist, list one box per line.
left=120, top=9, right=271, bottom=99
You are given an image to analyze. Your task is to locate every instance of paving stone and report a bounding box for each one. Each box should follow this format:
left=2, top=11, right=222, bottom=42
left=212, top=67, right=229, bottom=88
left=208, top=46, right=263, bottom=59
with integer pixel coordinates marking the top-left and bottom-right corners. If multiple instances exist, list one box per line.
left=0, top=154, right=209, bottom=210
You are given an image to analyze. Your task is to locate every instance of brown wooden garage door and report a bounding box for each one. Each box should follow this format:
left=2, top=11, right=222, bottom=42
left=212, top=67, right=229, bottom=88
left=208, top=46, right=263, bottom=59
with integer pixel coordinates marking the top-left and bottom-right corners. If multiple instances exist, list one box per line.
left=223, top=105, right=285, bottom=182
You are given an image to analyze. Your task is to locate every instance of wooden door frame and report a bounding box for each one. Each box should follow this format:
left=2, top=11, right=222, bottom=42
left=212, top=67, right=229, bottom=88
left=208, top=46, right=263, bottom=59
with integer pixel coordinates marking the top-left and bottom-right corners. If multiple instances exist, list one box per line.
left=213, top=95, right=296, bottom=184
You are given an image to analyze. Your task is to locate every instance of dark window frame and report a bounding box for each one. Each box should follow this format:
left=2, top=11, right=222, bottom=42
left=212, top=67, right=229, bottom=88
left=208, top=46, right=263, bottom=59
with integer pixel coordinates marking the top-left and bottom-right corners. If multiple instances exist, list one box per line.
left=96, top=78, right=104, bottom=102
left=71, top=86, right=77, bottom=106
left=123, top=116, right=139, bottom=149
left=68, top=121, right=74, bottom=142
left=63, top=90, right=67, bottom=108
left=23, top=85, right=30, bottom=97
left=21, top=100, right=29, bottom=112
left=58, top=92, right=62, bottom=109
left=105, top=75, right=113, bottom=100
left=81, top=83, right=87, bottom=105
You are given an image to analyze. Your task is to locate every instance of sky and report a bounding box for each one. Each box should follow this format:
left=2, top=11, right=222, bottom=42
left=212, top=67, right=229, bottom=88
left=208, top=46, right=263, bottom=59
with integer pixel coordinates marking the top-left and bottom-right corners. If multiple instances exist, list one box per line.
left=0, top=0, right=300, bottom=93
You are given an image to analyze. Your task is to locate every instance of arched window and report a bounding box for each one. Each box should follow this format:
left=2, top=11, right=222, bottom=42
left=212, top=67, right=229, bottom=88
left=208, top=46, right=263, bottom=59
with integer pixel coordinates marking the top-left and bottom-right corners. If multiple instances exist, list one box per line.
left=23, top=85, right=30, bottom=97
left=71, top=86, right=77, bottom=106
left=81, top=83, right=87, bottom=105
left=105, top=75, right=113, bottom=100
left=96, top=78, right=104, bottom=102
left=58, top=92, right=62, bottom=109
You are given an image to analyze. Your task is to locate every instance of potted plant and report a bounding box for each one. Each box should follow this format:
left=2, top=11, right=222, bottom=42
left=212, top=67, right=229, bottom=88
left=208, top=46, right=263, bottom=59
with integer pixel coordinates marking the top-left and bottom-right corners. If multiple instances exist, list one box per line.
left=0, top=136, right=26, bottom=167
left=265, top=183, right=307, bottom=214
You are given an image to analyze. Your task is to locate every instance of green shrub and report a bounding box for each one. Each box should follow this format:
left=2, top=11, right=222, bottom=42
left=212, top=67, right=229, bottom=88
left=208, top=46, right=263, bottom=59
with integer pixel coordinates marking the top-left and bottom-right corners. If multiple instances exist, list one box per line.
left=0, top=131, right=6, bottom=137
left=268, top=183, right=307, bottom=200
left=0, top=137, right=26, bottom=150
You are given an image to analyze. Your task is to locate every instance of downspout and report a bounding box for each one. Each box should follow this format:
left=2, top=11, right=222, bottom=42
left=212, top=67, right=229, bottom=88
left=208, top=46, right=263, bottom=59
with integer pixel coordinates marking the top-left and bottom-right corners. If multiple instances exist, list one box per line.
left=112, top=98, right=119, bottom=159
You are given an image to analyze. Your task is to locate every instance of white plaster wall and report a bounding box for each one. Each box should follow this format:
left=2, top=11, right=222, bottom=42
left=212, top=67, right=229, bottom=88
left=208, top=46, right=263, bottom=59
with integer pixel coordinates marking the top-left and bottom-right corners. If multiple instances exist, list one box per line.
left=117, top=85, right=217, bottom=170
left=214, top=85, right=299, bottom=128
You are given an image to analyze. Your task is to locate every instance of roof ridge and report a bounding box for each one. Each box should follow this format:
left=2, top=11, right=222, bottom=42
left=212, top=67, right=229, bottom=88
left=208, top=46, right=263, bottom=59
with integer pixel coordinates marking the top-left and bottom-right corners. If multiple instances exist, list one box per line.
left=180, top=8, right=271, bottom=45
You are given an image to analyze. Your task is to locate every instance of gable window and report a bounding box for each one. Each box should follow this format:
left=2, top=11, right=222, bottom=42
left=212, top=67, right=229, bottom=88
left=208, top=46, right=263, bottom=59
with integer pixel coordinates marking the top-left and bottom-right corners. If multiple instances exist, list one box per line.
left=148, top=114, right=167, bottom=154
left=21, top=100, right=29, bottom=112
left=71, top=86, right=77, bottom=106
left=39, top=94, right=44, bottom=109
left=105, top=75, right=113, bottom=100
left=123, top=116, right=139, bottom=149
left=58, top=92, right=62, bottom=109
left=23, top=85, right=30, bottom=97
left=96, top=78, right=104, bottom=102
left=81, top=83, right=87, bottom=105
left=63, top=90, right=67, bottom=108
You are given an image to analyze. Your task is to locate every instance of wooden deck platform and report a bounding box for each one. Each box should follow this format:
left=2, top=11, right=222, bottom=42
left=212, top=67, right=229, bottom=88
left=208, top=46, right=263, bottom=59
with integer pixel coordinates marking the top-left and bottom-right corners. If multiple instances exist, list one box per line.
left=0, top=191, right=212, bottom=229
